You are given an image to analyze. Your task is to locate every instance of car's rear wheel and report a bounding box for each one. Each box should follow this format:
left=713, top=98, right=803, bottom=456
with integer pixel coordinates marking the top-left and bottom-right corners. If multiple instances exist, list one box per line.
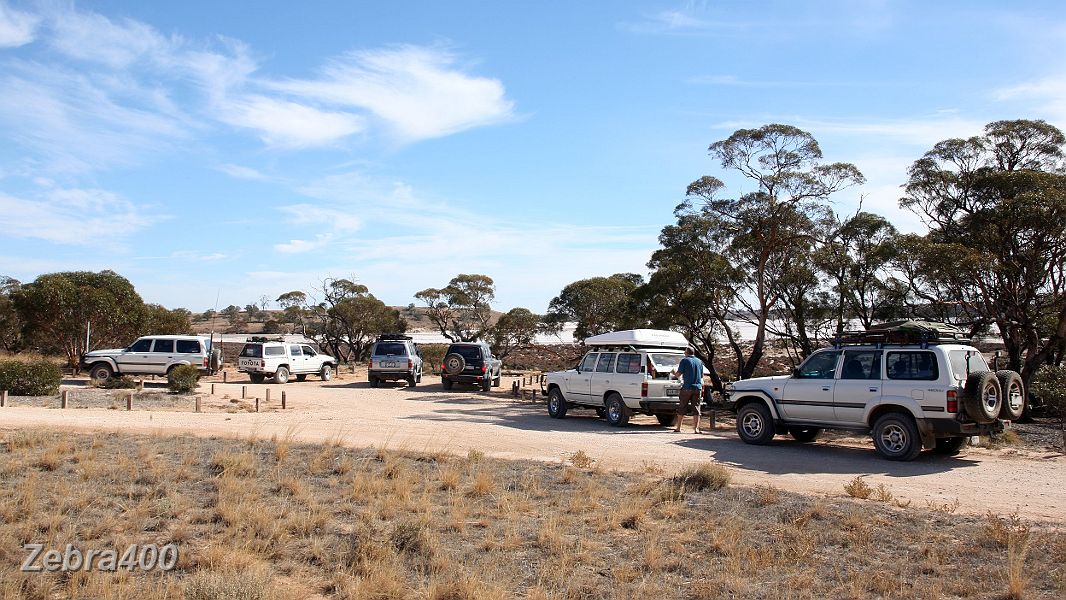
left=736, top=402, right=775, bottom=445
left=441, top=378, right=453, bottom=391
left=995, top=370, right=1025, bottom=421
left=249, top=373, right=265, bottom=384
left=547, top=388, right=568, bottom=418
left=605, top=394, right=630, bottom=427
left=320, top=365, right=333, bottom=381
left=493, top=374, right=501, bottom=387
left=595, top=407, right=607, bottom=419
left=871, top=412, right=922, bottom=461
left=273, top=367, right=290, bottom=385
left=88, top=363, right=113, bottom=384
left=415, top=370, right=422, bottom=384
left=369, top=376, right=379, bottom=388
left=932, top=436, right=967, bottom=456
left=481, top=377, right=491, bottom=392
left=656, top=414, right=678, bottom=427
left=964, top=372, right=1002, bottom=424
left=407, top=375, right=417, bottom=387
left=788, top=427, right=822, bottom=443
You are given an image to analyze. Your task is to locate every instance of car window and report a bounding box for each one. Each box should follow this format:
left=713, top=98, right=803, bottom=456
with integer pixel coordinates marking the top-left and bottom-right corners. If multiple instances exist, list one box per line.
left=887, top=351, right=939, bottom=380
left=130, top=339, right=152, bottom=352
left=797, top=351, right=841, bottom=379
left=264, top=346, right=285, bottom=357
left=301, top=345, right=316, bottom=356
left=176, top=339, right=201, bottom=354
left=374, top=343, right=407, bottom=356
left=151, top=339, right=175, bottom=353
left=595, top=353, right=616, bottom=373
left=239, top=344, right=262, bottom=358
left=616, top=353, right=642, bottom=374
left=290, top=345, right=302, bottom=356
left=449, top=345, right=482, bottom=361
left=948, top=350, right=990, bottom=380
left=840, top=350, right=882, bottom=380
left=649, top=353, right=683, bottom=371
left=579, top=353, right=598, bottom=372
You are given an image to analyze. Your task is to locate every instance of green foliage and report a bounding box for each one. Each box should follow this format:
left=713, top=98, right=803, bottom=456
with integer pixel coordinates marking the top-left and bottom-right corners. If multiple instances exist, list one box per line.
left=546, top=273, right=644, bottom=340
left=0, top=359, right=63, bottom=396
left=1031, top=365, right=1066, bottom=419
left=0, top=276, right=21, bottom=352
left=11, top=270, right=145, bottom=366
left=415, top=274, right=495, bottom=342
left=488, top=307, right=544, bottom=363
left=167, top=363, right=201, bottom=393
left=142, top=304, right=192, bottom=335
left=310, top=278, right=407, bottom=362
left=98, top=375, right=137, bottom=389
left=899, top=119, right=1066, bottom=382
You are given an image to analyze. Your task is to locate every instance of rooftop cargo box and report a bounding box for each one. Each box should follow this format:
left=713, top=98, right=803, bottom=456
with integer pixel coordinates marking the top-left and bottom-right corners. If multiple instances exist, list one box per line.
left=584, top=329, right=689, bottom=349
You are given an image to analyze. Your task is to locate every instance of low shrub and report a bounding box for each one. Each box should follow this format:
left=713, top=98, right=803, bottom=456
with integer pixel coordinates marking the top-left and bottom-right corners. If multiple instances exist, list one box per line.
left=0, top=359, right=63, bottom=396
left=167, top=364, right=201, bottom=393
left=98, top=375, right=137, bottom=389
left=672, top=463, right=731, bottom=492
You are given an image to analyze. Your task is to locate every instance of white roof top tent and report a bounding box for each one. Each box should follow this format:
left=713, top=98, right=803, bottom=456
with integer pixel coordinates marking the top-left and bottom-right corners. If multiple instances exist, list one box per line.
left=583, top=329, right=690, bottom=349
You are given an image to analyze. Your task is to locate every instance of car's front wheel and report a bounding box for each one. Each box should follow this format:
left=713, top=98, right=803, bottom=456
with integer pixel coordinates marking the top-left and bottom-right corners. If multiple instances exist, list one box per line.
left=736, top=403, right=775, bottom=445
left=871, top=412, right=922, bottom=461
left=547, top=388, right=568, bottom=418
left=320, top=365, right=333, bottom=381
left=89, top=363, right=113, bottom=384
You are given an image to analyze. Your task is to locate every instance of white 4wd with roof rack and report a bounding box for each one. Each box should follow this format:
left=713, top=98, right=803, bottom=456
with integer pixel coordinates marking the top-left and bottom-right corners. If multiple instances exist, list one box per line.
left=543, top=329, right=692, bottom=427
left=724, top=321, right=1025, bottom=461
left=237, top=340, right=336, bottom=384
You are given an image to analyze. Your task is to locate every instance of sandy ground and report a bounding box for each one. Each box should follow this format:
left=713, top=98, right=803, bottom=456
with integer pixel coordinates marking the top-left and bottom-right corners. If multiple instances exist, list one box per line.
left=2, top=374, right=1063, bottom=523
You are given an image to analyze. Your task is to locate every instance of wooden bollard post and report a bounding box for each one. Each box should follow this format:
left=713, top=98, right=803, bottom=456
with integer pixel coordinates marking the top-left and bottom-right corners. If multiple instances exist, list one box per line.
left=223, top=371, right=228, bottom=383
left=0, top=390, right=6, bottom=407
left=532, top=388, right=538, bottom=399
left=126, top=392, right=133, bottom=411
left=242, top=386, right=247, bottom=399
left=137, top=379, right=144, bottom=391
left=511, top=381, right=518, bottom=397
left=281, top=391, right=287, bottom=410
left=61, top=390, right=68, bottom=409
left=195, top=396, right=202, bottom=413
left=211, top=383, right=216, bottom=395
left=255, top=398, right=260, bottom=412
left=266, top=389, right=271, bottom=403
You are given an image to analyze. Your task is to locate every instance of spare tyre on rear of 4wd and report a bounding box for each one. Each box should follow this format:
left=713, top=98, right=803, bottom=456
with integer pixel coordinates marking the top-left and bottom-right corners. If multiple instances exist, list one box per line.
left=963, top=371, right=1002, bottom=424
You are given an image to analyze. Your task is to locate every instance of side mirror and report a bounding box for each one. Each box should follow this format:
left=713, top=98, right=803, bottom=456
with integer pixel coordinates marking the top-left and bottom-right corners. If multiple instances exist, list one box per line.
left=574, top=364, right=581, bottom=373
left=792, top=367, right=802, bottom=378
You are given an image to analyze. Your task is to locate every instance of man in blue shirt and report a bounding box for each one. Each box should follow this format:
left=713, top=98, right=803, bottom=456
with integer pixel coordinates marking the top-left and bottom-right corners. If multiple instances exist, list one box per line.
left=671, top=347, right=705, bottom=434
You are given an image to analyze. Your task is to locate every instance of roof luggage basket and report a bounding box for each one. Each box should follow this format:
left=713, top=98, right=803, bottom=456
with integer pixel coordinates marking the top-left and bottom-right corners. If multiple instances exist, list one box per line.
left=833, top=320, right=969, bottom=349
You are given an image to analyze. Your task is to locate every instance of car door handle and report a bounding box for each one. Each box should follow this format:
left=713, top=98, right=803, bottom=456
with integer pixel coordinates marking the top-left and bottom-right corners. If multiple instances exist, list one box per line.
left=822, top=386, right=831, bottom=391
left=869, top=387, right=878, bottom=392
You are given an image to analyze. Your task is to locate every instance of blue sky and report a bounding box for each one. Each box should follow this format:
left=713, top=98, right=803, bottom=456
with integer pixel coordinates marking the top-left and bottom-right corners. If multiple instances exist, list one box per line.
left=1, top=1, right=1064, bottom=313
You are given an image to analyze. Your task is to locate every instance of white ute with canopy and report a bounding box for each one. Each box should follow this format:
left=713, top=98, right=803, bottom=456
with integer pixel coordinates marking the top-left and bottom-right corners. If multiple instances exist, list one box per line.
left=543, top=329, right=694, bottom=427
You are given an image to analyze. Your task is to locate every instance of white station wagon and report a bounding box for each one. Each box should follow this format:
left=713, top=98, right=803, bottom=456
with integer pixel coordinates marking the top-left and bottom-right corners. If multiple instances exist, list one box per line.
left=543, top=329, right=692, bottom=427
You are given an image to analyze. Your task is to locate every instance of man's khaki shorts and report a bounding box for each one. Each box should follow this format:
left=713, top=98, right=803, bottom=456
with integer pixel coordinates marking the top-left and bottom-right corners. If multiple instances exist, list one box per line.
left=677, top=388, right=702, bottom=416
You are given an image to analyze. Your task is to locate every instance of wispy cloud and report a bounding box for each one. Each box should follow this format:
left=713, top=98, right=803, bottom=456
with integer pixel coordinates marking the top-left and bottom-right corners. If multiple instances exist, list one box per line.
left=0, top=186, right=164, bottom=247
left=216, top=163, right=273, bottom=181
left=274, top=233, right=335, bottom=254
left=713, top=114, right=986, bottom=149
left=217, top=95, right=365, bottom=148
left=994, top=75, right=1066, bottom=123
left=268, top=45, right=516, bottom=143
left=0, top=1, right=39, bottom=47
left=619, top=8, right=743, bottom=36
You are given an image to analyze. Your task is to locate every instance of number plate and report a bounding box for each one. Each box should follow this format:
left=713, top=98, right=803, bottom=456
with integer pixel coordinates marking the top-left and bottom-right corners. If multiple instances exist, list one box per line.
left=238, top=358, right=259, bottom=369
left=383, top=361, right=396, bottom=368
left=666, top=388, right=680, bottom=397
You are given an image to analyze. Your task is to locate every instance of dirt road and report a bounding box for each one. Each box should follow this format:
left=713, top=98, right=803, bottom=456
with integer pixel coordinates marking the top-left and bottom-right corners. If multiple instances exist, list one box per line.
left=3, top=377, right=1063, bottom=522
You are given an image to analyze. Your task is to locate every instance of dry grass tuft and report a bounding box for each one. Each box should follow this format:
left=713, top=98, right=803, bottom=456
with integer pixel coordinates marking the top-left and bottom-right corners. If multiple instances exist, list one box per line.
left=568, top=450, right=595, bottom=469
left=672, top=463, right=730, bottom=492
left=843, top=475, right=873, bottom=499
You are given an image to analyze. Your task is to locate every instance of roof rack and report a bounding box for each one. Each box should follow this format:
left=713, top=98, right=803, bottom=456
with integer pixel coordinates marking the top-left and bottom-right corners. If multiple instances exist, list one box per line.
left=832, top=320, right=970, bottom=349
left=376, top=333, right=413, bottom=341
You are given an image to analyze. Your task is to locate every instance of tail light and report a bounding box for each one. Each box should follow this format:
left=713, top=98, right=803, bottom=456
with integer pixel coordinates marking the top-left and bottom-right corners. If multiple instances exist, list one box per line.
left=441, top=362, right=446, bottom=371
left=367, top=360, right=373, bottom=370
left=408, top=359, right=413, bottom=369
left=946, top=390, right=958, bottom=413
left=641, top=381, right=648, bottom=397
left=481, top=364, right=487, bottom=373
left=202, top=357, right=208, bottom=367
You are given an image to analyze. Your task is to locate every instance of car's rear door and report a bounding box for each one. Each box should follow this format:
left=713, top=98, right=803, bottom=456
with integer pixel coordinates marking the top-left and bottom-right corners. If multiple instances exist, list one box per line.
left=149, top=339, right=176, bottom=374
left=589, top=352, right=617, bottom=406
left=834, top=350, right=883, bottom=423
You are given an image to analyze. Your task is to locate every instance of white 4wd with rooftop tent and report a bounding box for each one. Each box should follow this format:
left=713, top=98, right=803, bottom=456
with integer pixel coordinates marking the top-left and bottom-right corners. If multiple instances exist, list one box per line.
left=724, top=321, right=1025, bottom=461
left=543, top=329, right=693, bottom=427
left=237, top=340, right=336, bottom=384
